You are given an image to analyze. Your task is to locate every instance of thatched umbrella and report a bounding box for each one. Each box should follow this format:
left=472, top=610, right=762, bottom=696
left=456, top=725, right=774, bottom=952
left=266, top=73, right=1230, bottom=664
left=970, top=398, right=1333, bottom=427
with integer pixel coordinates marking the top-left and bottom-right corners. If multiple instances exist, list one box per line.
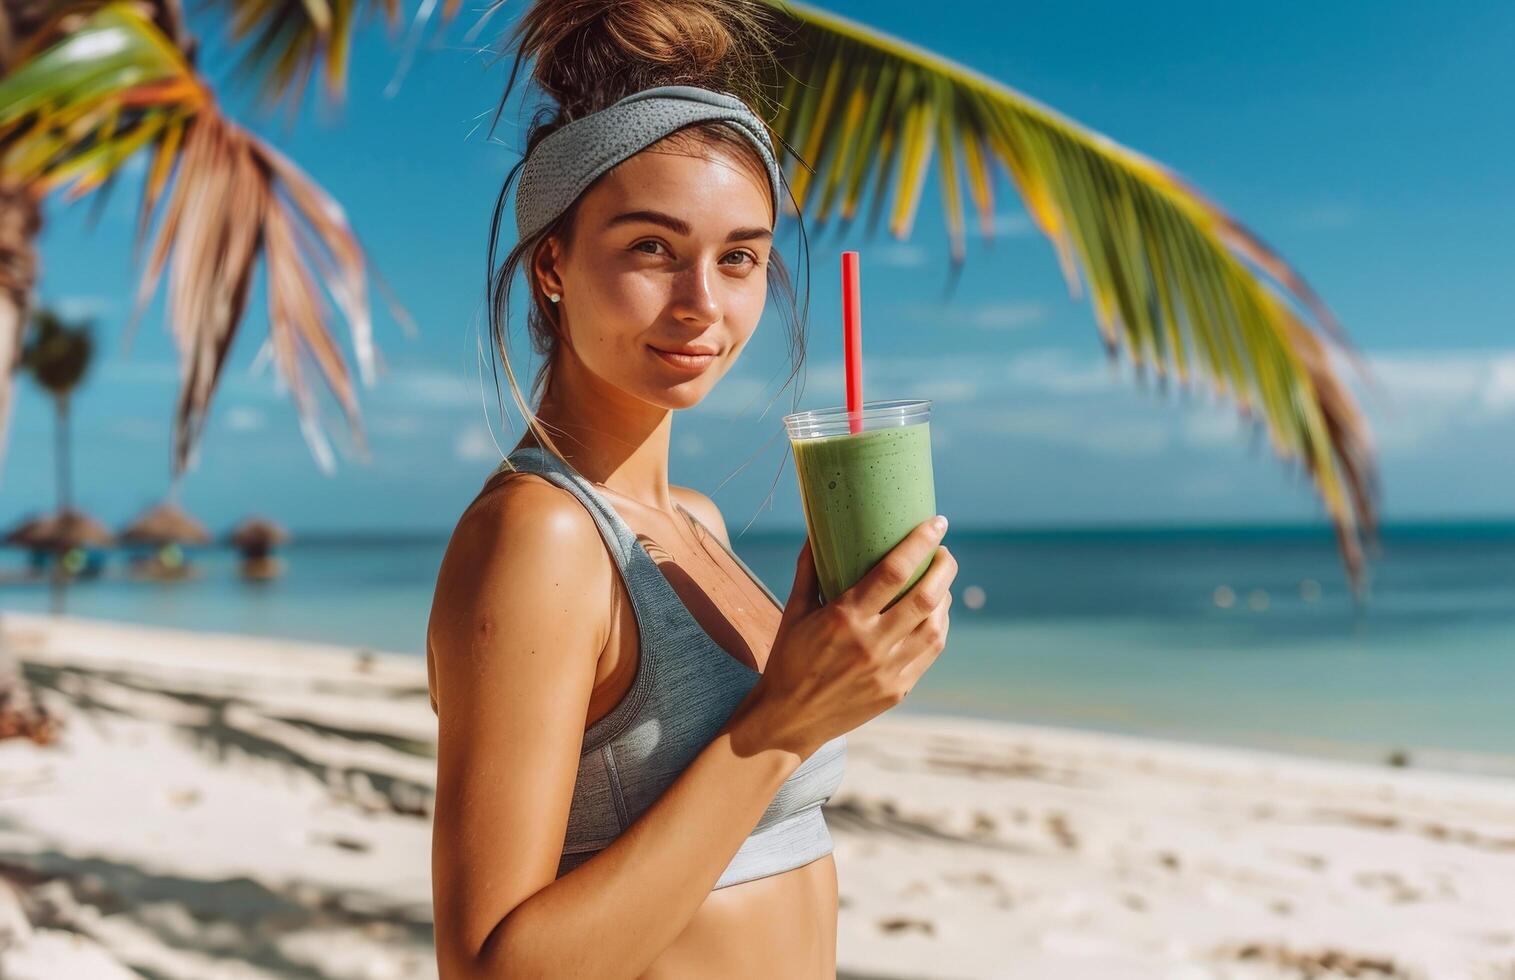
left=3, top=513, right=53, bottom=574
left=3, top=513, right=50, bottom=549
left=121, top=501, right=211, bottom=546
left=229, top=516, right=290, bottom=580
left=3, top=507, right=113, bottom=583
left=121, top=501, right=210, bottom=580
left=6, top=507, right=114, bottom=550
left=229, top=516, right=290, bottom=557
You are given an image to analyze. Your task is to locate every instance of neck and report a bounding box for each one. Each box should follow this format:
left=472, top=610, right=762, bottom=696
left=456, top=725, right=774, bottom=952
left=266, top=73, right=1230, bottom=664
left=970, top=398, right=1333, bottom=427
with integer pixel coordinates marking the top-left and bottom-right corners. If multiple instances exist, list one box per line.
left=520, top=349, right=676, bottom=512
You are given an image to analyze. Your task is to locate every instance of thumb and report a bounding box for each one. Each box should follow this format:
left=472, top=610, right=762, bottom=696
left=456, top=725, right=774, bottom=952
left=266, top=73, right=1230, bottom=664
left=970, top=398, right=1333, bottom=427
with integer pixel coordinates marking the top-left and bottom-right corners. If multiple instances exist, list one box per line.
left=783, top=536, right=823, bottom=621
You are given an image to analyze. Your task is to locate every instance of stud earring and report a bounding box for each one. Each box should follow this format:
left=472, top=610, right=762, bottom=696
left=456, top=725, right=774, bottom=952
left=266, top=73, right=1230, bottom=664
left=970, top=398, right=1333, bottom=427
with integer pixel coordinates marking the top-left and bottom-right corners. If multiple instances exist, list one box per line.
left=548, top=291, right=561, bottom=304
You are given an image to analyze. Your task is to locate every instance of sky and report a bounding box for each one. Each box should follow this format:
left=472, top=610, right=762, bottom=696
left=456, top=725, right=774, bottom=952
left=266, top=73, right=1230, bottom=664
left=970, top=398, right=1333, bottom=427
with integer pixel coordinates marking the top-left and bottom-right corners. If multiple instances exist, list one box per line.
left=3, top=0, right=1513, bottom=535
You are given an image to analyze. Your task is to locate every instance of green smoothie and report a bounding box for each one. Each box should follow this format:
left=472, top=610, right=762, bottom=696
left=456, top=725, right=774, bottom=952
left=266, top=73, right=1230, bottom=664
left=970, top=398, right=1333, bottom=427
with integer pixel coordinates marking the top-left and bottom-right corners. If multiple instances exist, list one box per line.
left=791, top=421, right=937, bottom=606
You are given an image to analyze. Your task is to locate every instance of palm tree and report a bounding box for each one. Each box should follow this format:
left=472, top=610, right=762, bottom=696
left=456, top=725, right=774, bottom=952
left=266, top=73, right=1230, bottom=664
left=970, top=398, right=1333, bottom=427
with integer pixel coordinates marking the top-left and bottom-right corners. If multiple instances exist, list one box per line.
left=0, top=177, right=41, bottom=470
left=0, top=0, right=426, bottom=483
left=20, top=307, right=91, bottom=522
left=0, top=0, right=1376, bottom=588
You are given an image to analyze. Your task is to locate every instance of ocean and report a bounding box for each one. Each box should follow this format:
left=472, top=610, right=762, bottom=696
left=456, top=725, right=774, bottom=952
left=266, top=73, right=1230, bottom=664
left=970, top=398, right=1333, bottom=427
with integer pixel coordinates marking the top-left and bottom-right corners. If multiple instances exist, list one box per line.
left=4, top=523, right=1513, bottom=773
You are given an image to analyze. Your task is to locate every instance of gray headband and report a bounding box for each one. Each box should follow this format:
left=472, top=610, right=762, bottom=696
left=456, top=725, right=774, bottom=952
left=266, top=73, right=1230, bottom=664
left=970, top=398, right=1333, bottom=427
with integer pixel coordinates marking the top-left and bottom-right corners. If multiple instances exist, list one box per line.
left=514, top=84, right=783, bottom=244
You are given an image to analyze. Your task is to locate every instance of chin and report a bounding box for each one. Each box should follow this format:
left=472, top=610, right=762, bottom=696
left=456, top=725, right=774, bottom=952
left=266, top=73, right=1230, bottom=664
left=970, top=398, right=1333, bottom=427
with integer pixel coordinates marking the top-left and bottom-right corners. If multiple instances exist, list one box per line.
left=639, top=365, right=726, bottom=411
left=650, top=383, right=711, bottom=412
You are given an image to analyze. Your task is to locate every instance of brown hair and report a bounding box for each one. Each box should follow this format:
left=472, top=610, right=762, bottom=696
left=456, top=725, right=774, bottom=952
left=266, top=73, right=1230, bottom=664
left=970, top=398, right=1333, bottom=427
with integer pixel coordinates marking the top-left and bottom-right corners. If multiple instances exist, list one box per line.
left=481, top=0, right=812, bottom=466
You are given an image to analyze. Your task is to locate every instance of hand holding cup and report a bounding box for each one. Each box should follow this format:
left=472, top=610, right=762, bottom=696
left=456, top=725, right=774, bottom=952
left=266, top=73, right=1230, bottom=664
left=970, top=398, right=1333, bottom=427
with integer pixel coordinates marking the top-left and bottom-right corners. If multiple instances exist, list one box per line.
left=746, top=514, right=957, bottom=758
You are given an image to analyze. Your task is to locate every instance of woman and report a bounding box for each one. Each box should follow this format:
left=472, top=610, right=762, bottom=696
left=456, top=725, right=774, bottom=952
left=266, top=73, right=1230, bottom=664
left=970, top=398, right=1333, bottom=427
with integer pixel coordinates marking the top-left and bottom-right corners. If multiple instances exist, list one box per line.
left=426, top=2, right=957, bottom=976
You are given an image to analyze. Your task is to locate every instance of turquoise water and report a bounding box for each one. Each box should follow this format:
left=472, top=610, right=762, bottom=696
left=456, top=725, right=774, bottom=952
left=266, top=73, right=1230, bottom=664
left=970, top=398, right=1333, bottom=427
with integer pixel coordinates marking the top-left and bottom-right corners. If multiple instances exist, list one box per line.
left=4, top=524, right=1512, bottom=769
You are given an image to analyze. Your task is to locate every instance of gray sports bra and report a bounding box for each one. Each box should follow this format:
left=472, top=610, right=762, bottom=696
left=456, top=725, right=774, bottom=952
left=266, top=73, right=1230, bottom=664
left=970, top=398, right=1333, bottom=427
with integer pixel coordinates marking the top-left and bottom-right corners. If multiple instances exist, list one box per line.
left=495, top=446, right=848, bottom=890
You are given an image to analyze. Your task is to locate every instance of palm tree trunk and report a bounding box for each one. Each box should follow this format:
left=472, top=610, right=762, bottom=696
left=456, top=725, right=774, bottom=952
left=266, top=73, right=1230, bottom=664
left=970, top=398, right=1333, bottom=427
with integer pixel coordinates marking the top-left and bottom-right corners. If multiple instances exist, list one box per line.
left=0, top=177, right=53, bottom=741
left=0, top=177, right=42, bottom=468
left=47, top=393, right=70, bottom=612
left=56, top=393, right=71, bottom=511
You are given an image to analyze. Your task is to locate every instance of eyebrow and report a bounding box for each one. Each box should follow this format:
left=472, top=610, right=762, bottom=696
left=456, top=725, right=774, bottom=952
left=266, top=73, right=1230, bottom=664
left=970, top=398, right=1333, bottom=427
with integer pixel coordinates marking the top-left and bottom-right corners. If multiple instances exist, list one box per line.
left=605, top=209, right=772, bottom=243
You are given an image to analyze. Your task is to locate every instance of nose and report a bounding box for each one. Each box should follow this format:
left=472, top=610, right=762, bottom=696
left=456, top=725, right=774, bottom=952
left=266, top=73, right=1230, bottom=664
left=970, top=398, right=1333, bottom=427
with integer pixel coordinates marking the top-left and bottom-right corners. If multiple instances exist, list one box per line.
left=670, top=258, right=721, bottom=328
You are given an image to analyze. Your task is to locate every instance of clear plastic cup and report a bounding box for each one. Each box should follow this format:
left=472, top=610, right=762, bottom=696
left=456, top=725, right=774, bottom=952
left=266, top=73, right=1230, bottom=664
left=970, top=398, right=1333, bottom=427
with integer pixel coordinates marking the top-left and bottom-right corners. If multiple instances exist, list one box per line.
left=784, top=399, right=937, bottom=606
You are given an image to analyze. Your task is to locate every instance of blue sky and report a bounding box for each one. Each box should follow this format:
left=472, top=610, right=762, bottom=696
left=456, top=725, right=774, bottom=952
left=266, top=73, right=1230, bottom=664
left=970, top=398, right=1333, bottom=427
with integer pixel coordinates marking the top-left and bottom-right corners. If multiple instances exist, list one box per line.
left=4, top=0, right=1513, bottom=534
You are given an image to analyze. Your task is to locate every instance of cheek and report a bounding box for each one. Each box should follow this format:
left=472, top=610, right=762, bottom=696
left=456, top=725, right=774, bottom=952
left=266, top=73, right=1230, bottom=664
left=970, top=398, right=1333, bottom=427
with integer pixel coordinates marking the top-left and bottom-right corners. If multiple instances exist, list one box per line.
left=726, top=279, right=768, bottom=348
left=612, top=267, right=668, bottom=317
left=573, top=269, right=665, bottom=350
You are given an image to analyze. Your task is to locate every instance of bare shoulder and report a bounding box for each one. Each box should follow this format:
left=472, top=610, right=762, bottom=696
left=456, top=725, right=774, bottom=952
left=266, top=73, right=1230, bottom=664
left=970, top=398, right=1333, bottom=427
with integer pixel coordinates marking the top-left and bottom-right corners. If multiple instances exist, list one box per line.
left=426, top=470, right=614, bottom=707
left=670, top=485, right=730, bottom=547
left=425, top=469, right=618, bottom=971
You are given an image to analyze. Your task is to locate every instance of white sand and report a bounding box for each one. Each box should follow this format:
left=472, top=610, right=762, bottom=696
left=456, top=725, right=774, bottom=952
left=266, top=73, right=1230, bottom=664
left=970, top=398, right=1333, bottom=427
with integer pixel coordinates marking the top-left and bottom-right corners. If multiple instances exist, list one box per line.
left=1, top=611, right=1512, bottom=979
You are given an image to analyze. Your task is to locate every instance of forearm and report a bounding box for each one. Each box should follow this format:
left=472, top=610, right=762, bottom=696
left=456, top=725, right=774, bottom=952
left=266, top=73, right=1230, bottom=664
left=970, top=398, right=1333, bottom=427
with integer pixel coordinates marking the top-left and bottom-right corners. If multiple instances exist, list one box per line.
left=474, top=695, right=807, bottom=978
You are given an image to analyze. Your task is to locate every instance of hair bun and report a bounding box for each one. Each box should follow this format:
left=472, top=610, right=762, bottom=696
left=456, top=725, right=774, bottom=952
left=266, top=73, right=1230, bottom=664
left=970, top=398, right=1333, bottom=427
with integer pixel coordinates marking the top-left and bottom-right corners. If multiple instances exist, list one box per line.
left=507, top=0, right=777, bottom=119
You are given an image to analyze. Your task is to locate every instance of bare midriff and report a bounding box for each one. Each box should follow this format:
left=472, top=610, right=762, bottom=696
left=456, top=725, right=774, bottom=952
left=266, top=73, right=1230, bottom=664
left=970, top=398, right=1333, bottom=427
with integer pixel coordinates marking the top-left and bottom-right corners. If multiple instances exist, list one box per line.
left=637, top=852, right=838, bottom=979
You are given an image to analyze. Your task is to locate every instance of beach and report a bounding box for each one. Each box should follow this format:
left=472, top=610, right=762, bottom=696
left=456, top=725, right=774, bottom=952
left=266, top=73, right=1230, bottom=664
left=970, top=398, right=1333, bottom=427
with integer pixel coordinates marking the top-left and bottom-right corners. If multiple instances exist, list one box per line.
left=1, top=611, right=1513, bottom=980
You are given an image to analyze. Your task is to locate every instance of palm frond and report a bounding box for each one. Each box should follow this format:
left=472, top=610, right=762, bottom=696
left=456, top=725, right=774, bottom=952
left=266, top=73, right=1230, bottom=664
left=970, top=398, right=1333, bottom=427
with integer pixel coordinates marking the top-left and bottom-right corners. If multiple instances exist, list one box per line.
left=221, top=0, right=358, bottom=113
left=216, top=0, right=464, bottom=113
left=756, top=0, right=1378, bottom=588
left=0, top=2, right=387, bottom=476
left=125, top=110, right=372, bottom=475
left=0, top=2, right=204, bottom=190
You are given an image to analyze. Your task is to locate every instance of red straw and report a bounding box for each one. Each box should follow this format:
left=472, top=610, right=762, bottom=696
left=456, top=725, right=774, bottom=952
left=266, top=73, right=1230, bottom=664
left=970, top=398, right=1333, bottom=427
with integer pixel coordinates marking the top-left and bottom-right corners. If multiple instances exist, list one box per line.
left=841, top=250, right=863, bottom=434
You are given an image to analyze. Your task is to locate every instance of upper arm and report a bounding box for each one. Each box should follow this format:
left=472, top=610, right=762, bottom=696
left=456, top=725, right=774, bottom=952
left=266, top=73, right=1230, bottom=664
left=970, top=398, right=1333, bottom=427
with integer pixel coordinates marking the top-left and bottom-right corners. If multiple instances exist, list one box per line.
left=672, top=487, right=730, bottom=548
left=426, top=476, right=613, bottom=973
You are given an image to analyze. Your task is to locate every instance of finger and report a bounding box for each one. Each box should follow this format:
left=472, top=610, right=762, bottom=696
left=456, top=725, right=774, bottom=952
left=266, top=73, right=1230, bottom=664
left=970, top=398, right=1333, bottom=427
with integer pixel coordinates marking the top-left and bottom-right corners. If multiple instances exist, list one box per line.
left=877, top=544, right=958, bottom=648
left=783, top=536, right=823, bottom=621
left=892, top=589, right=951, bottom=685
left=843, top=515, right=948, bottom=616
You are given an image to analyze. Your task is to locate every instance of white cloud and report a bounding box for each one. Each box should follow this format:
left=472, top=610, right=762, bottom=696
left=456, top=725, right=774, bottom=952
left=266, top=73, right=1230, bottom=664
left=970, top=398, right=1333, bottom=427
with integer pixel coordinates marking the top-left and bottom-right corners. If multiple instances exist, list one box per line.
left=391, top=367, right=491, bottom=410
left=689, top=374, right=773, bottom=419
left=1367, top=353, right=1477, bottom=404
left=902, top=300, right=1047, bottom=331
left=980, top=407, right=1170, bottom=457
left=106, top=416, right=160, bottom=442
left=799, top=360, right=845, bottom=401
left=98, top=360, right=179, bottom=385
left=965, top=302, right=1048, bottom=331
left=369, top=414, right=425, bottom=437
left=1290, top=202, right=1356, bottom=231
left=1179, top=471, right=1238, bottom=500
left=1486, top=360, right=1515, bottom=415
left=804, top=354, right=991, bottom=405
left=905, top=376, right=979, bottom=403
left=989, top=212, right=1035, bottom=237
left=1003, top=349, right=1120, bottom=394
left=870, top=244, right=928, bottom=268
left=454, top=424, right=502, bottom=463
left=715, top=346, right=1515, bottom=466
left=53, top=296, right=118, bottom=321
left=800, top=349, right=1116, bottom=407
left=1360, top=349, right=1515, bottom=453
left=225, top=407, right=265, bottom=432
left=1183, top=410, right=1245, bottom=448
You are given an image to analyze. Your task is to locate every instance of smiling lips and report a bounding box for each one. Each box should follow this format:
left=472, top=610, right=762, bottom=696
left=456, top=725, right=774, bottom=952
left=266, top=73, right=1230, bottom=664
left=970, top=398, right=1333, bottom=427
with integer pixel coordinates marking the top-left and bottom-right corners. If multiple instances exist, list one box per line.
left=649, top=344, right=718, bottom=371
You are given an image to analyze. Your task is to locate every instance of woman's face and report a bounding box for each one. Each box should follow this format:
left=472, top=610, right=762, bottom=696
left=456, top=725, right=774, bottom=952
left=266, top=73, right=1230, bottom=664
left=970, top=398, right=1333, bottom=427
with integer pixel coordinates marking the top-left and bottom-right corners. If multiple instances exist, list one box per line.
left=535, top=139, right=774, bottom=411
